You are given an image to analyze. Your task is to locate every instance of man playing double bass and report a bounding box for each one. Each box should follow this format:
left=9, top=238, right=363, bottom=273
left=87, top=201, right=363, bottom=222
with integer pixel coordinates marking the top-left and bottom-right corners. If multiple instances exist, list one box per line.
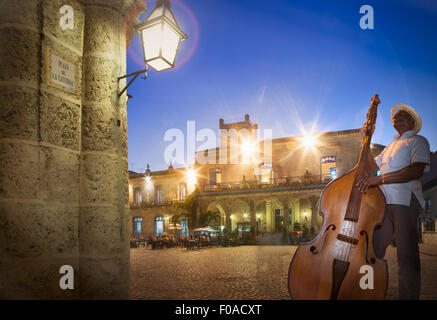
left=356, top=103, right=431, bottom=299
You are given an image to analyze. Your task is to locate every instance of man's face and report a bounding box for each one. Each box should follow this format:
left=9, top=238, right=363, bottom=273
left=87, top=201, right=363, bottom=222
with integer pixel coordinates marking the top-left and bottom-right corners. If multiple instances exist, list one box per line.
left=392, top=110, right=415, bottom=135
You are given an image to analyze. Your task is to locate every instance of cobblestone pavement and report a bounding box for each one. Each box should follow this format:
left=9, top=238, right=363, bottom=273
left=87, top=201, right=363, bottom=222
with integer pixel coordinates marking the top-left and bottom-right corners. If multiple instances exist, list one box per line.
left=130, top=245, right=437, bottom=300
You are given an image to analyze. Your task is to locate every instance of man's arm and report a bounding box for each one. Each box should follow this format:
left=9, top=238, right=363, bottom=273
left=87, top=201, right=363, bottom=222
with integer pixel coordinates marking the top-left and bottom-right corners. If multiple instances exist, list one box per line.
left=356, top=162, right=427, bottom=193
left=381, top=162, right=427, bottom=184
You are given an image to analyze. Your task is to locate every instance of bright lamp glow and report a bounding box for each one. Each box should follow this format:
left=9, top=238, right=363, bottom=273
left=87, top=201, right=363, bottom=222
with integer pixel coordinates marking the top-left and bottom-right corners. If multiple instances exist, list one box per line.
left=303, top=211, right=308, bottom=217
left=185, top=168, right=197, bottom=193
left=241, top=139, right=254, bottom=155
left=186, top=168, right=197, bottom=185
left=256, top=214, right=261, bottom=219
left=302, top=134, right=317, bottom=148
left=240, top=136, right=259, bottom=164
left=145, top=176, right=151, bottom=184
left=138, top=0, right=187, bottom=71
left=243, top=213, right=248, bottom=218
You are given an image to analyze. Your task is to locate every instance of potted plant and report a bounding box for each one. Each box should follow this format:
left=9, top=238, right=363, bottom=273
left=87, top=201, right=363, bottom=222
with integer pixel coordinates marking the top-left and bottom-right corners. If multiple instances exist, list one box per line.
left=292, top=222, right=303, bottom=240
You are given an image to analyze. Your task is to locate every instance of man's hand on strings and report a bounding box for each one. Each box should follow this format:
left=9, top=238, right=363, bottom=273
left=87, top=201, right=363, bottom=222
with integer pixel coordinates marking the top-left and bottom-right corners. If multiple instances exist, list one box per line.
left=356, top=175, right=382, bottom=193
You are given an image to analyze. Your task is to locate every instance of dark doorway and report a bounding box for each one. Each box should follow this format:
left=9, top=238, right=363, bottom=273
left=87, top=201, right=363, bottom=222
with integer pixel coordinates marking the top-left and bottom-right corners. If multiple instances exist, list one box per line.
left=274, top=209, right=281, bottom=232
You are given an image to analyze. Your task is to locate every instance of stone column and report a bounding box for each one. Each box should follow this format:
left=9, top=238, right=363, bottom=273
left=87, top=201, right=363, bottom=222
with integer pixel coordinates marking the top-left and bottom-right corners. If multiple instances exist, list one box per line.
left=281, top=198, right=290, bottom=242
left=195, top=205, right=201, bottom=228
left=225, top=213, right=232, bottom=233
left=79, top=0, right=145, bottom=299
left=266, top=200, right=273, bottom=232
left=290, top=198, right=301, bottom=230
left=0, top=0, right=85, bottom=299
left=249, top=200, right=256, bottom=241
left=249, top=200, right=256, bottom=229
left=309, top=196, right=320, bottom=233
left=0, top=0, right=145, bottom=299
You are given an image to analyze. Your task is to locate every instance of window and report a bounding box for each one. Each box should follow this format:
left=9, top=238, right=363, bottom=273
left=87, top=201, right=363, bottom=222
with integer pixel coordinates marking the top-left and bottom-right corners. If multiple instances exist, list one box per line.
left=178, top=183, right=187, bottom=201
left=321, top=156, right=336, bottom=181
left=209, top=168, right=222, bottom=185
left=425, top=198, right=431, bottom=211
left=133, top=187, right=142, bottom=204
left=133, top=217, right=142, bottom=239
left=155, top=216, right=164, bottom=235
left=155, top=185, right=163, bottom=202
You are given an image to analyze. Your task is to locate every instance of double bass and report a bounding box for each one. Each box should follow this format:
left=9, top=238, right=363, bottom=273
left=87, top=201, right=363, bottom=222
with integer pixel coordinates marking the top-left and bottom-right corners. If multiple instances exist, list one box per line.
left=288, top=94, right=388, bottom=300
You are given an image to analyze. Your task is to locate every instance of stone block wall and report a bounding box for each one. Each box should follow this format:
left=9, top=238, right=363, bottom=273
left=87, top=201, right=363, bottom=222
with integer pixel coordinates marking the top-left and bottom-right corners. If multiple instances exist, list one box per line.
left=0, top=0, right=145, bottom=299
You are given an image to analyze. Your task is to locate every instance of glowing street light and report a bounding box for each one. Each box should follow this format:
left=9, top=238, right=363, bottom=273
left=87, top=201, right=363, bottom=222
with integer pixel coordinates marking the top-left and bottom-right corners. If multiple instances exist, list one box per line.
left=117, top=0, right=187, bottom=96
left=138, top=0, right=188, bottom=72
left=185, top=168, right=197, bottom=193
left=186, top=168, right=197, bottom=185
left=302, top=134, right=317, bottom=149
left=240, top=136, right=260, bottom=164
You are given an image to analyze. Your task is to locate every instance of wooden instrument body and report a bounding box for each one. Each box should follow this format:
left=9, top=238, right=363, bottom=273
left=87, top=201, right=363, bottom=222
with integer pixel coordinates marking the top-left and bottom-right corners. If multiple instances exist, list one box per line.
left=288, top=94, right=387, bottom=299
left=288, top=168, right=388, bottom=300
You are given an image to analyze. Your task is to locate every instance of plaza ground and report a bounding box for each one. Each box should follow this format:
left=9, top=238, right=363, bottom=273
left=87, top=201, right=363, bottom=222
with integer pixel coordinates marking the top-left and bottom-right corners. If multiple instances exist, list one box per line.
left=130, top=244, right=437, bottom=300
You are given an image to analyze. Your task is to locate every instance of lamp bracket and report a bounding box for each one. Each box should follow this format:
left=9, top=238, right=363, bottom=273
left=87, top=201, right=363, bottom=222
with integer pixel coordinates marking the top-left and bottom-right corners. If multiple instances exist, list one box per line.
left=117, top=66, right=148, bottom=97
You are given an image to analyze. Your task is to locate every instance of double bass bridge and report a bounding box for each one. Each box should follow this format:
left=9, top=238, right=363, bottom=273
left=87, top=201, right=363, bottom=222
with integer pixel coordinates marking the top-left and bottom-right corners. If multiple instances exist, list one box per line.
left=336, top=233, right=359, bottom=245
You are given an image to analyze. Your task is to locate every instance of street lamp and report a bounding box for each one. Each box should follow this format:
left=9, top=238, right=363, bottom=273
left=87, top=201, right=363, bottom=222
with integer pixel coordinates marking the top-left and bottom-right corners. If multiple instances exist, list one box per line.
left=138, top=0, right=188, bottom=71
left=118, top=0, right=188, bottom=96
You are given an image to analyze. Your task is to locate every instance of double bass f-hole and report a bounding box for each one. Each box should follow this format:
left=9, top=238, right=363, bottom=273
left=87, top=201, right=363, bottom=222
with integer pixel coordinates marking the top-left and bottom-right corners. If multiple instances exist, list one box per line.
left=359, top=230, right=376, bottom=265
left=310, top=224, right=336, bottom=254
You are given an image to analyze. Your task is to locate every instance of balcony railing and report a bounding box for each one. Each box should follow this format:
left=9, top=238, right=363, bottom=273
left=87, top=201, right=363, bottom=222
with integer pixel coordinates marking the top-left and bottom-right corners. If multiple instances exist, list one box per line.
left=130, top=174, right=335, bottom=206
left=202, top=174, right=334, bottom=192
left=131, top=200, right=179, bottom=208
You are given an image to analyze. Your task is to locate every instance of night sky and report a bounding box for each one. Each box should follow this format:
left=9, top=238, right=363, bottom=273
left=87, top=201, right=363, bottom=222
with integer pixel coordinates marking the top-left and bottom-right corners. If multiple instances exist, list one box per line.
left=126, top=0, right=437, bottom=172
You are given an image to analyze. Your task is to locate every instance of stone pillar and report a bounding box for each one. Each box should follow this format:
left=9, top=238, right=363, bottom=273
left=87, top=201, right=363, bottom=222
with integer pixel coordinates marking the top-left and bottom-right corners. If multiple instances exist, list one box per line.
left=266, top=200, right=273, bottom=232
left=249, top=200, right=256, bottom=230
left=226, top=213, right=232, bottom=233
left=195, top=205, right=201, bottom=228
left=249, top=200, right=256, bottom=241
left=0, top=0, right=145, bottom=299
left=291, top=198, right=300, bottom=230
left=78, top=0, right=145, bottom=299
left=309, top=196, right=320, bottom=233
left=0, top=0, right=85, bottom=299
left=281, top=199, right=290, bottom=242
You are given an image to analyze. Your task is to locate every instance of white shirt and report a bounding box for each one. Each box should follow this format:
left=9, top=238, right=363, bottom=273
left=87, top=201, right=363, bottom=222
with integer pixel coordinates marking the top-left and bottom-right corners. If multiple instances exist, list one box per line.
left=375, top=130, right=430, bottom=208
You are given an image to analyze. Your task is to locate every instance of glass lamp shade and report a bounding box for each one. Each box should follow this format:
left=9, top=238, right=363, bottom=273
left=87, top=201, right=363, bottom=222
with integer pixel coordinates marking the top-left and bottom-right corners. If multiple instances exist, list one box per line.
left=138, top=1, right=187, bottom=71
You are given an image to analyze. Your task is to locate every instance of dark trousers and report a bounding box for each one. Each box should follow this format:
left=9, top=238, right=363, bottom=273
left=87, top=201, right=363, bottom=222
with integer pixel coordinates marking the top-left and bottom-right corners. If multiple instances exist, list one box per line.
left=373, top=194, right=422, bottom=300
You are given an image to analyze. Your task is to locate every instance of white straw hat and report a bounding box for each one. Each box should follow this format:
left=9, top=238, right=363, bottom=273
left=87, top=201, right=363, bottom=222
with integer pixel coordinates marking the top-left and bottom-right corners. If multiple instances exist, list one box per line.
left=390, top=103, right=422, bottom=134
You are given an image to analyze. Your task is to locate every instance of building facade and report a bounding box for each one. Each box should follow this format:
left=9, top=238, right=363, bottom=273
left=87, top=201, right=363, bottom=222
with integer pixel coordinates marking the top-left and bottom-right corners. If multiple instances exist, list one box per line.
left=129, top=115, right=384, bottom=242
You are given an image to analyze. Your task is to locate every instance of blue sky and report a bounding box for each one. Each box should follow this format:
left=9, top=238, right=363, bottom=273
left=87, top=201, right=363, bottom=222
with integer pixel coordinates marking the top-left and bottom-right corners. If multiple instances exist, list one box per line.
left=126, top=0, right=437, bottom=172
